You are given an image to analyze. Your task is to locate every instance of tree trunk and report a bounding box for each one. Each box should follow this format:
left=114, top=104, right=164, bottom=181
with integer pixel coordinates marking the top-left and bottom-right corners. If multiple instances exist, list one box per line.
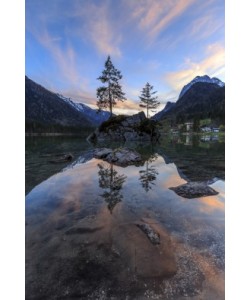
left=109, top=101, right=113, bottom=118
left=108, top=82, right=112, bottom=119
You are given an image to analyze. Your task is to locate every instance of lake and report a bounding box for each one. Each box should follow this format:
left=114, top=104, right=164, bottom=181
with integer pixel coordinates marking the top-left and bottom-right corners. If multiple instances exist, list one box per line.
left=25, top=134, right=225, bottom=299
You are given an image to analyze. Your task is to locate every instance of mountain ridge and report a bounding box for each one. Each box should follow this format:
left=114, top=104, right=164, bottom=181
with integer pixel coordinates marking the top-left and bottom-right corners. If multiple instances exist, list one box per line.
left=25, top=76, right=110, bottom=133
left=179, top=75, right=224, bottom=99
left=166, top=82, right=225, bottom=123
left=153, top=75, right=225, bottom=122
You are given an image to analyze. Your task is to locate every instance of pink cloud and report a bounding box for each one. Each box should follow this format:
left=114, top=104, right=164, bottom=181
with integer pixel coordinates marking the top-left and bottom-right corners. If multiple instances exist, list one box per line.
left=73, top=1, right=122, bottom=57
left=126, top=0, right=196, bottom=39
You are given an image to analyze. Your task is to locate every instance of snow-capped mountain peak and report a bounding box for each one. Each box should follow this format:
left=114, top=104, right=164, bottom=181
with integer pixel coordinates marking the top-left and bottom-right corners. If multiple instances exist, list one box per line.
left=179, top=75, right=225, bottom=99
left=56, top=94, right=111, bottom=125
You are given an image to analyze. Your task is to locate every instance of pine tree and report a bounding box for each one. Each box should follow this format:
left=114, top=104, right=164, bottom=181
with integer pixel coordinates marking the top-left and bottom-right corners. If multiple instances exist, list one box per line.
left=139, top=82, right=160, bottom=118
left=96, top=56, right=126, bottom=117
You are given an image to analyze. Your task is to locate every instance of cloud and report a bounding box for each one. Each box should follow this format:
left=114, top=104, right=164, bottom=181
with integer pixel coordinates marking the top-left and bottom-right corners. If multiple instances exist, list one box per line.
left=88, top=9, right=122, bottom=57
left=148, top=0, right=196, bottom=39
left=27, top=20, right=86, bottom=88
left=189, top=11, right=224, bottom=40
left=61, top=88, right=97, bottom=106
left=126, top=0, right=196, bottom=39
left=72, top=0, right=122, bottom=57
left=116, top=98, right=140, bottom=110
left=164, top=43, right=225, bottom=93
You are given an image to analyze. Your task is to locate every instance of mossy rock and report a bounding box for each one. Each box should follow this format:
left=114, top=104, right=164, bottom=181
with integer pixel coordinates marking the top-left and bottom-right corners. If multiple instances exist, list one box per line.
left=136, top=119, right=160, bottom=136
left=99, top=115, right=127, bottom=133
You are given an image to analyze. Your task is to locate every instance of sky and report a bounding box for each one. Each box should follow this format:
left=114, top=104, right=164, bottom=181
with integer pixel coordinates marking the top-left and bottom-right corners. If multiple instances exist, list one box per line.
left=25, top=0, right=225, bottom=115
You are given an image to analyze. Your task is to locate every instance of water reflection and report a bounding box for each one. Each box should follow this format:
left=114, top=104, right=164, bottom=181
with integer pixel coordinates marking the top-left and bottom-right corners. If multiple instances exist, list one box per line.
left=184, top=134, right=192, bottom=146
left=26, top=135, right=225, bottom=194
left=26, top=150, right=225, bottom=300
left=200, top=135, right=219, bottom=142
left=158, top=136, right=225, bottom=182
left=139, top=154, right=159, bottom=192
left=97, top=163, right=127, bottom=213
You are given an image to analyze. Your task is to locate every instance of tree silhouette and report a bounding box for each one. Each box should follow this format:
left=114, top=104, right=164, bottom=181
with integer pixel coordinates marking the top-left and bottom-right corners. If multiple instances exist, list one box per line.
left=139, top=82, right=160, bottom=118
left=97, top=163, right=127, bottom=214
left=139, top=154, right=159, bottom=192
left=96, top=56, right=126, bottom=117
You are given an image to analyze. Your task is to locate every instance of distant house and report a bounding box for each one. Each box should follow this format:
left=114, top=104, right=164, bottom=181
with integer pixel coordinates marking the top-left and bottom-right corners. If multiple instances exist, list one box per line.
left=212, top=128, right=220, bottom=133
left=185, top=122, right=193, bottom=132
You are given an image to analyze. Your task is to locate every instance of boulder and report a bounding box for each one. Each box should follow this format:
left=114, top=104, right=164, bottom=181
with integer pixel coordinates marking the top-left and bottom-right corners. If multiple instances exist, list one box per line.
left=94, top=148, right=142, bottom=167
left=169, top=181, right=219, bottom=198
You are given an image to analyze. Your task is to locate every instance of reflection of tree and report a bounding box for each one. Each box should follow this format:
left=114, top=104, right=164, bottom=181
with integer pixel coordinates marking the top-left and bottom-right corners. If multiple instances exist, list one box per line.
left=97, top=163, right=127, bottom=214
left=139, top=154, right=159, bottom=192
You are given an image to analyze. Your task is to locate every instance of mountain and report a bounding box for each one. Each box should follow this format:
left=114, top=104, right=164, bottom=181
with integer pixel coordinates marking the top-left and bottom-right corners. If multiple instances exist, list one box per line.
left=152, top=101, right=175, bottom=120
left=178, top=75, right=224, bottom=99
left=157, top=81, right=225, bottom=123
left=56, top=94, right=111, bottom=126
left=25, top=76, right=110, bottom=133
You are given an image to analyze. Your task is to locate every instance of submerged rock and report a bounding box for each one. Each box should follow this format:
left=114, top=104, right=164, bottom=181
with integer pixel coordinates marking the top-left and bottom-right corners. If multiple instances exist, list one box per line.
left=49, top=153, right=73, bottom=163
left=136, top=223, right=160, bottom=245
left=169, top=181, right=219, bottom=198
left=94, top=148, right=142, bottom=167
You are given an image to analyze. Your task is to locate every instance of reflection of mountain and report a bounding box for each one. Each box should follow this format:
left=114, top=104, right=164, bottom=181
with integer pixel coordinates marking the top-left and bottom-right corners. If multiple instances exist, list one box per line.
left=139, top=154, right=159, bottom=192
left=156, top=139, right=224, bottom=182
left=97, top=163, right=127, bottom=214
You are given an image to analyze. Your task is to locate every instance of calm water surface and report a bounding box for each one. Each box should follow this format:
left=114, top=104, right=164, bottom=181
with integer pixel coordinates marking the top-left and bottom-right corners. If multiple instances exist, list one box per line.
left=25, top=135, right=225, bottom=299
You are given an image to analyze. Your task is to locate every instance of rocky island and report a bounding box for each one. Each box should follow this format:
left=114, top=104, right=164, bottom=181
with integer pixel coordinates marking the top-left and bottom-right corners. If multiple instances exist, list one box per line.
left=87, top=112, right=160, bottom=143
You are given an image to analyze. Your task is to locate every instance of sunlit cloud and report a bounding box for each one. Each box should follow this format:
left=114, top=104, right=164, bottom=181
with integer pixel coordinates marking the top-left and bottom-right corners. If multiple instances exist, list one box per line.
left=113, top=98, right=140, bottom=115
left=113, top=108, right=140, bottom=116
left=60, top=88, right=97, bottom=106
left=73, top=1, right=122, bottom=57
left=164, top=43, right=225, bottom=93
left=149, top=0, right=196, bottom=39
left=126, top=0, right=196, bottom=39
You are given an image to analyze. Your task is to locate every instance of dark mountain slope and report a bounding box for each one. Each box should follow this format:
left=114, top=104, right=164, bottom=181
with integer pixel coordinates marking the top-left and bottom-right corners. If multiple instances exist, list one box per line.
left=152, top=101, right=175, bottom=120
left=25, top=76, right=93, bottom=133
left=159, top=82, right=225, bottom=123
